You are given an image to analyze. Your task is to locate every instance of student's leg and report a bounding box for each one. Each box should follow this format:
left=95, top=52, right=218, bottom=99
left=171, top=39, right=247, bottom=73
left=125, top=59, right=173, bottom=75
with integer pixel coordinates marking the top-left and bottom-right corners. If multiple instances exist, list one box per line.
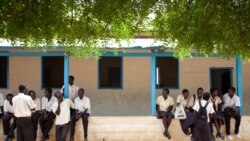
left=16, top=118, right=24, bottom=141
left=60, top=123, right=69, bottom=141
left=70, top=115, right=78, bottom=139
left=21, top=118, right=35, bottom=141
left=224, top=114, right=231, bottom=135
left=55, top=125, right=61, bottom=141
left=82, top=113, right=89, bottom=139
left=39, top=112, right=46, bottom=135
left=234, top=115, right=241, bottom=134
left=7, top=116, right=16, bottom=138
left=2, top=116, right=11, bottom=135
left=32, top=112, right=41, bottom=140
left=44, top=112, right=56, bottom=138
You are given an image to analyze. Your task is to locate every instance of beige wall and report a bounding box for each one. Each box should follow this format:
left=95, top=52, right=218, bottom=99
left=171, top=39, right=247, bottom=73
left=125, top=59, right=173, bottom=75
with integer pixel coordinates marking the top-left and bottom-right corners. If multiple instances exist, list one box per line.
left=0, top=53, right=249, bottom=115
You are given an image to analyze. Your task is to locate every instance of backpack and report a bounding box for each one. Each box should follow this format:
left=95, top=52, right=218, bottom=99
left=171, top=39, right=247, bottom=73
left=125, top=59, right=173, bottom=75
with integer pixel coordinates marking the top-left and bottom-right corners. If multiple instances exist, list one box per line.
left=195, top=101, right=209, bottom=129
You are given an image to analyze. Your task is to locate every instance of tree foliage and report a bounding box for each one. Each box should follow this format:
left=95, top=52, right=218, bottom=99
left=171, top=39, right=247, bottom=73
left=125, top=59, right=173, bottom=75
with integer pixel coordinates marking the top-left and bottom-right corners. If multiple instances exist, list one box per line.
left=0, top=0, right=249, bottom=58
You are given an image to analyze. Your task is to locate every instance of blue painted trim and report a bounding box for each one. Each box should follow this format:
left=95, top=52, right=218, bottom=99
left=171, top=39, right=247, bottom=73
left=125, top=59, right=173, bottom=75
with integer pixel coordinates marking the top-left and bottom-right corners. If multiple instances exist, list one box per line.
left=155, top=57, right=179, bottom=89
left=101, top=52, right=174, bottom=57
left=0, top=56, right=9, bottom=89
left=236, top=56, right=243, bottom=114
left=209, top=67, right=233, bottom=90
left=64, top=55, right=69, bottom=98
left=0, top=52, right=65, bottom=56
left=98, top=56, right=123, bottom=89
left=151, top=56, right=156, bottom=115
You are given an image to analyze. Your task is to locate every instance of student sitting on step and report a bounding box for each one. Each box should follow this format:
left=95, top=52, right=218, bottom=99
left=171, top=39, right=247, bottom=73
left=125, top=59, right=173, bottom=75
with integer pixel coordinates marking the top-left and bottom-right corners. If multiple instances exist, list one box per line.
left=156, top=88, right=174, bottom=140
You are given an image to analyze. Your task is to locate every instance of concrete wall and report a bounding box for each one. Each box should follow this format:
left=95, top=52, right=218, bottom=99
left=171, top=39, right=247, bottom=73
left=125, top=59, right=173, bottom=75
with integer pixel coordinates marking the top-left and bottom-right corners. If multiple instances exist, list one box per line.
left=0, top=53, right=249, bottom=115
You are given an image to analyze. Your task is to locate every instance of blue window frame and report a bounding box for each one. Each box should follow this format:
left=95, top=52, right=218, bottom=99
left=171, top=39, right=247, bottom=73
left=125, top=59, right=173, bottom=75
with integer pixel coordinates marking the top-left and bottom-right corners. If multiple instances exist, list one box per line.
left=0, top=56, right=8, bottom=88
left=156, top=57, right=179, bottom=89
left=98, top=57, right=123, bottom=89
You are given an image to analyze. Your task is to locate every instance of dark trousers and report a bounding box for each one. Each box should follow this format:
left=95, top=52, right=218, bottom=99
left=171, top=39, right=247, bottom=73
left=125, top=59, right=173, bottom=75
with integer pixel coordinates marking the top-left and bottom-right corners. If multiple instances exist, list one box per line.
left=16, top=117, right=34, bottom=141
left=70, top=113, right=89, bottom=139
left=224, top=114, right=241, bottom=135
left=56, top=123, right=69, bottom=141
left=31, top=112, right=41, bottom=140
left=39, top=112, right=56, bottom=138
left=2, top=113, right=16, bottom=138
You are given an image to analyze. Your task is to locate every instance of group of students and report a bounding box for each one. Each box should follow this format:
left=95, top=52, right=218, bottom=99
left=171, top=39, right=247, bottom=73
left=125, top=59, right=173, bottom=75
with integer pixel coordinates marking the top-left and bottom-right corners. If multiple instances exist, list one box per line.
left=156, top=87, right=242, bottom=141
left=0, top=76, right=91, bottom=141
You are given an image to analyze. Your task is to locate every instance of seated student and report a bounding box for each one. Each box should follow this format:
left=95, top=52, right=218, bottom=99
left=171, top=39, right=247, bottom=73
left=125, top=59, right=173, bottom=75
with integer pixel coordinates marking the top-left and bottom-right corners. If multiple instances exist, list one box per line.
left=156, top=88, right=174, bottom=139
left=70, top=88, right=91, bottom=141
left=192, top=92, right=215, bottom=141
left=223, top=87, right=241, bottom=140
left=0, top=91, right=4, bottom=118
left=28, top=90, right=41, bottom=140
left=53, top=91, right=75, bottom=141
left=40, top=88, right=58, bottom=141
left=209, top=88, right=224, bottom=140
left=176, top=89, right=190, bottom=135
left=188, top=87, right=204, bottom=110
left=2, top=93, right=16, bottom=141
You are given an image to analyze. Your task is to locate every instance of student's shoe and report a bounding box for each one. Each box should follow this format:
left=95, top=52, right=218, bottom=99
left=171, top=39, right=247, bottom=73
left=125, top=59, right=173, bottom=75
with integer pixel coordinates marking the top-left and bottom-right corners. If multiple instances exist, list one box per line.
left=84, top=138, right=88, bottom=141
left=235, top=134, right=242, bottom=138
left=4, top=137, right=12, bottom=141
left=227, top=135, right=233, bottom=140
left=165, top=131, right=171, bottom=140
left=216, top=133, right=224, bottom=140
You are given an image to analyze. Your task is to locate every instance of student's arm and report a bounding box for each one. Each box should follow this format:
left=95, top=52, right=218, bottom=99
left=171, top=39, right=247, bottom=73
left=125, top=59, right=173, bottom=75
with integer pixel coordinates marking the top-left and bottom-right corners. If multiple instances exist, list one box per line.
left=27, top=97, right=36, bottom=111
left=0, top=106, right=3, bottom=114
left=167, top=98, right=174, bottom=112
left=156, top=97, right=160, bottom=116
left=55, top=102, right=61, bottom=115
left=0, top=94, right=4, bottom=113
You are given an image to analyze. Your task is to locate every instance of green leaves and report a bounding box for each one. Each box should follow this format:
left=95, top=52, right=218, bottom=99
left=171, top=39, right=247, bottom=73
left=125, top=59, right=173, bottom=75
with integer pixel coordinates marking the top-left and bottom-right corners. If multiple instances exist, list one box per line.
left=0, top=0, right=249, bottom=59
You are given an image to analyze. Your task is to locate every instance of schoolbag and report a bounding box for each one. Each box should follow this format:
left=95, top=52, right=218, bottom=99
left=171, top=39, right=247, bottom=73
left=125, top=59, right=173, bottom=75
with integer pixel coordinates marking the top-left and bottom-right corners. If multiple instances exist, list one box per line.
left=195, top=101, right=209, bottom=129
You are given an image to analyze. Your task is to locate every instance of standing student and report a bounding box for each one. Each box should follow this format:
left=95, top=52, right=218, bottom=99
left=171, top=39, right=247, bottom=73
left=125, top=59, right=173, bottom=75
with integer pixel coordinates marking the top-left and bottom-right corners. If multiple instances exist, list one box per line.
left=40, top=88, right=57, bottom=141
left=223, top=87, right=241, bottom=140
left=209, top=88, right=224, bottom=140
left=156, top=88, right=174, bottom=139
left=70, top=88, right=91, bottom=141
left=28, top=90, right=41, bottom=140
left=12, top=84, right=36, bottom=141
left=53, top=91, right=75, bottom=141
left=188, top=87, right=204, bottom=109
left=0, top=91, right=4, bottom=118
left=61, top=75, right=79, bottom=100
left=2, top=93, right=16, bottom=141
left=176, top=89, right=190, bottom=135
left=192, top=92, right=215, bottom=141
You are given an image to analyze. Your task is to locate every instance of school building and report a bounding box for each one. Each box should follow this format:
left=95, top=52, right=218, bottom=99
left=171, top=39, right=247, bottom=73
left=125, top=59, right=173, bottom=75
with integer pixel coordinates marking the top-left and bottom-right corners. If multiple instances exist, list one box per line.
left=0, top=38, right=249, bottom=116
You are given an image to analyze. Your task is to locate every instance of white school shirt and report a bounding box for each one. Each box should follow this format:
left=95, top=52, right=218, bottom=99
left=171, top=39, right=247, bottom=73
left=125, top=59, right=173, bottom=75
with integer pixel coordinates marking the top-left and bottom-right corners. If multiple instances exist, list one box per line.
left=193, top=100, right=215, bottom=122
left=34, top=98, right=41, bottom=111
left=188, top=94, right=201, bottom=107
left=176, top=95, right=189, bottom=107
left=4, top=100, right=14, bottom=113
left=52, top=99, right=75, bottom=125
left=209, top=96, right=222, bottom=111
left=74, top=96, right=91, bottom=114
left=223, top=93, right=241, bottom=111
left=156, top=95, right=174, bottom=112
left=61, top=84, right=79, bottom=100
left=12, top=93, right=36, bottom=117
left=41, top=96, right=57, bottom=112
left=0, top=92, right=4, bottom=114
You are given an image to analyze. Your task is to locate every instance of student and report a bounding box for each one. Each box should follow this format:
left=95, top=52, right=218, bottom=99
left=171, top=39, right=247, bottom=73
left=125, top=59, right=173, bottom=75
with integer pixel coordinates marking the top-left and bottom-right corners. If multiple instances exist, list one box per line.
left=28, top=90, right=41, bottom=140
left=188, top=87, right=204, bottom=109
left=192, top=92, right=215, bottom=141
left=223, top=87, right=241, bottom=140
left=156, top=88, right=174, bottom=139
left=2, top=93, right=16, bottom=141
left=176, top=89, right=190, bottom=135
left=0, top=91, right=4, bottom=118
left=61, top=75, right=79, bottom=100
left=53, top=91, right=75, bottom=141
left=40, top=88, right=57, bottom=141
left=12, top=84, right=36, bottom=141
left=209, top=88, right=224, bottom=140
left=70, top=88, right=91, bottom=141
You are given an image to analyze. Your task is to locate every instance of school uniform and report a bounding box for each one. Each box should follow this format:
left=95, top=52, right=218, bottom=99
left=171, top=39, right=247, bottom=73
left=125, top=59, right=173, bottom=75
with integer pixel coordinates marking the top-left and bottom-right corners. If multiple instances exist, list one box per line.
left=223, top=93, right=241, bottom=135
left=39, top=96, right=57, bottom=139
left=12, top=93, right=36, bottom=141
left=31, top=98, right=41, bottom=140
left=61, top=84, right=79, bottom=100
left=70, top=96, right=91, bottom=139
left=192, top=100, right=215, bottom=141
left=0, top=92, right=4, bottom=118
left=188, top=94, right=201, bottom=108
left=156, top=95, right=174, bottom=118
left=52, top=99, right=75, bottom=141
left=2, top=99, right=16, bottom=139
left=209, top=96, right=223, bottom=135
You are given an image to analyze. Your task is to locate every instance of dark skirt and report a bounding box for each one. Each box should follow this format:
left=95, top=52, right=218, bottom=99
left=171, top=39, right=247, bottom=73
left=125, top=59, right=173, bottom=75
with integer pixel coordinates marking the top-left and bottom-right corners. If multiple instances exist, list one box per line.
left=213, top=111, right=223, bottom=120
left=180, top=111, right=196, bottom=131
left=158, top=111, right=173, bottom=119
left=192, top=123, right=213, bottom=141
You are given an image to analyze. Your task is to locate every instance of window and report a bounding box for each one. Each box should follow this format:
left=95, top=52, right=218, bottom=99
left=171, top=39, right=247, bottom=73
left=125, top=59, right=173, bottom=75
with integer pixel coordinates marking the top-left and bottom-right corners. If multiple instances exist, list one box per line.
left=42, top=57, right=64, bottom=88
left=0, top=57, right=8, bottom=88
left=156, top=57, right=179, bottom=88
left=99, top=57, right=122, bottom=88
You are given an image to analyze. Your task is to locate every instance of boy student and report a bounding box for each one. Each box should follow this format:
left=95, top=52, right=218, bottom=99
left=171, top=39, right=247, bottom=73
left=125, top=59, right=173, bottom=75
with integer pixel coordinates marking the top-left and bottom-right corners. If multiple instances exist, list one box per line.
left=0, top=91, right=4, bottom=118
left=223, top=87, right=241, bottom=140
left=70, top=88, right=91, bottom=141
left=2, top=93, right=16, bottom=141
left=61, top=75, right=79, bottom=100
left=209, top=88, right=224, bottom=140
left=53, top=91, right=75, bottom=141
left=156, top=88, right=174, bottom=139
left=192, top=92, right=215, bottom=141
left=40, top=88, right=57, bottom=141
left=28, top=90, right=41, bottom=140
